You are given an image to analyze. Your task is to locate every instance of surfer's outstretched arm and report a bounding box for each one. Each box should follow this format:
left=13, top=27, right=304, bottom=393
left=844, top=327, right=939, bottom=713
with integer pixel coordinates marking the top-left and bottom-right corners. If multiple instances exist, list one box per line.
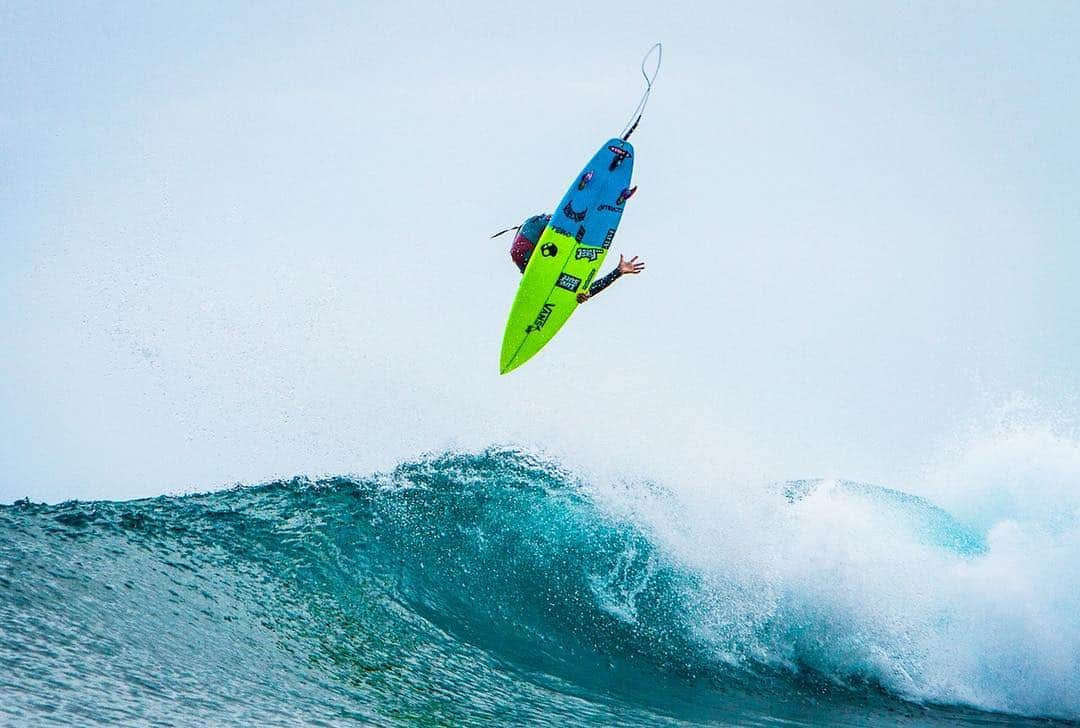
left=577, top=255, right=645, bottom=303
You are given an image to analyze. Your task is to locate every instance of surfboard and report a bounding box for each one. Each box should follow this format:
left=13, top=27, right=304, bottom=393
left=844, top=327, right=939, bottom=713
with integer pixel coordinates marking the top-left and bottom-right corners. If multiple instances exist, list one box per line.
left=499, top=138, right=635, bottom=374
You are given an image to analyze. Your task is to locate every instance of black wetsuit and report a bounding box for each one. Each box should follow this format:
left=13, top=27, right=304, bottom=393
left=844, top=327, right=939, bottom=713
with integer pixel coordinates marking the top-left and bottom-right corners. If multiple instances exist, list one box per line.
left=586, top=268, right=622, bottom=297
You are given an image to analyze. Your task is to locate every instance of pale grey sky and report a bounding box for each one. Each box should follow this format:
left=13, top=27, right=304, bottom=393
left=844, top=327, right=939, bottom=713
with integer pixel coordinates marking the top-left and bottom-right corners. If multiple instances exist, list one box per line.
left=3, top=1, right=1079, bottom=502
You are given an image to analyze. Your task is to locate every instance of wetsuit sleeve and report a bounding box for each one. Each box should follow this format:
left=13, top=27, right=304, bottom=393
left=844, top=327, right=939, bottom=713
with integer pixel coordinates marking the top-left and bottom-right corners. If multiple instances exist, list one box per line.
left=587, top=268, right=622, bottom=297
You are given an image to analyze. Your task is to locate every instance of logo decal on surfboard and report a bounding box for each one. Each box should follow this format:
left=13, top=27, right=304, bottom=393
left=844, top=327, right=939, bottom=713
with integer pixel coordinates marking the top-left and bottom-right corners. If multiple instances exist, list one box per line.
left=563, top=201, right=587, bottom=223
left=525, top=303, right=555, bottom=333
left=556, top=273, right=581, bottom=292
left=541, top=242, right=559, bottom=257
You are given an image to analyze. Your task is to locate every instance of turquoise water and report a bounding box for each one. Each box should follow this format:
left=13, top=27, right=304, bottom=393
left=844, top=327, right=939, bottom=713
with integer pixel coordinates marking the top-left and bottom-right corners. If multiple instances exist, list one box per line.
left=1, top=449, right=1075, bottom=726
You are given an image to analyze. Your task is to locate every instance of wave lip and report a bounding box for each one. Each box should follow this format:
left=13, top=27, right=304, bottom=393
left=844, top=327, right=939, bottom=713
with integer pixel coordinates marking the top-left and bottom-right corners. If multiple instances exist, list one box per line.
left=783, top=477, right=988, bottom=555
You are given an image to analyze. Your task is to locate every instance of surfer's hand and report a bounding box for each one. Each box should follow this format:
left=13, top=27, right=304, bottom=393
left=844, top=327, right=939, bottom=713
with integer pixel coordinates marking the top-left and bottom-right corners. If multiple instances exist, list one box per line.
left=618, top=255, right=645, bottom=275
left=576, top=292, right=591, bottom=303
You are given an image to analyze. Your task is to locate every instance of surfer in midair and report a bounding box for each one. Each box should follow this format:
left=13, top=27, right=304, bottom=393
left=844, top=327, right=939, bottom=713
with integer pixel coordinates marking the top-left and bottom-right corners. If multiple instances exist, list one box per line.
left=505, top=213, right=646, bottom=302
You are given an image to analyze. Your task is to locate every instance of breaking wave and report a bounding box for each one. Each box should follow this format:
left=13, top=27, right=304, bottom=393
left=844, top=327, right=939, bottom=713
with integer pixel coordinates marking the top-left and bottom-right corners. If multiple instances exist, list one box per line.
left=1, top=446, right=1076, bottom=726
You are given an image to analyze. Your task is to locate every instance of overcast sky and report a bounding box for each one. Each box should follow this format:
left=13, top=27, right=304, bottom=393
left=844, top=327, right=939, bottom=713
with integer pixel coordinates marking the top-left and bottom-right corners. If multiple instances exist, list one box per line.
left=3, top=1, right=1079, bottom=503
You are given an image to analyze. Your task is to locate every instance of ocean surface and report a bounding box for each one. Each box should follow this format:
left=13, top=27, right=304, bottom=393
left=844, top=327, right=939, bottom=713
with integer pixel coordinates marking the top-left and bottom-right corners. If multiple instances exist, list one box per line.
left=1, top=448, right=1076, bottom=726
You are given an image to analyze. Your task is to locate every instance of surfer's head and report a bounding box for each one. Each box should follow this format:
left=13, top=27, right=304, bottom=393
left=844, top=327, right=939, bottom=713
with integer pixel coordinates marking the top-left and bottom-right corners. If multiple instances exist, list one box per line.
left=509, top=214, right=551, bottom=273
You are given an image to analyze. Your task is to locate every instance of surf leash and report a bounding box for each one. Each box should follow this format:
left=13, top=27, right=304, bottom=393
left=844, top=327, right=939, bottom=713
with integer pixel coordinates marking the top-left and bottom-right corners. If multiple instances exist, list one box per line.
left=490, top=43, right=662, bottom=239
left=620, top=42, right=663, bottom=141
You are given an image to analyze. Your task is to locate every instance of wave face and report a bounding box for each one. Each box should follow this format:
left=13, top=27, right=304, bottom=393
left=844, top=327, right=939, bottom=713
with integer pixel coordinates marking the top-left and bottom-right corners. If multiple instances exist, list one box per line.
left=1, top=449, right=1076, bottom=726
